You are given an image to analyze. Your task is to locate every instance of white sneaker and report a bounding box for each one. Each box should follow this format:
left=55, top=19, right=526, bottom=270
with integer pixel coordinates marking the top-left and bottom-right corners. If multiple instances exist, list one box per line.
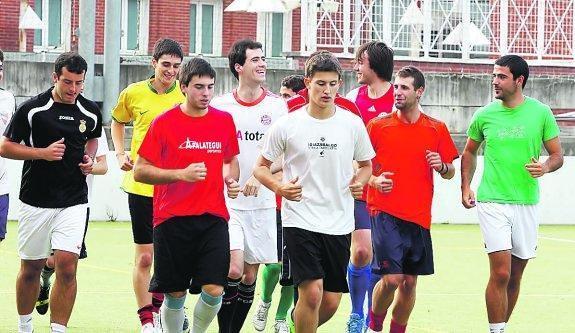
left=252, top=300, right=272, bottom=331
left=141, top=323, right=155, bottom=333
left=153, top=311, right=163, bottom=333
left=274, top=320, right=290, bottom=333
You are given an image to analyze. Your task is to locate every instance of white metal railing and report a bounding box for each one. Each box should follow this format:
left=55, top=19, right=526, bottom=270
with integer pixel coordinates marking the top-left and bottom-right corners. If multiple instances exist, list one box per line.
left=300, top=0, right=575, bottom=64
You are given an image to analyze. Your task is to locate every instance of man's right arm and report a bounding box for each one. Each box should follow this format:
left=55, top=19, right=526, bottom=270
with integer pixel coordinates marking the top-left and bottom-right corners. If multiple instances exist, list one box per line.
left=461, top=138, right=481, bottom=208
left=0, top=136, right=65, bottom=161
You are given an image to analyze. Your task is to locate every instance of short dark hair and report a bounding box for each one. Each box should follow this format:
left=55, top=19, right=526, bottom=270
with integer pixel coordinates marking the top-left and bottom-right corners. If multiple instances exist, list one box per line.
left=495, top=54, right=529, bottom=88
left=281, top=75, right=305, bottom=93
left=179, top=57, right=216, bottom=86
left=396, top=66, right=425, bottom=90
left=54, top=52, right=87, bottom=77
left=355, top=41, right=394, bottom=82
left=152, top=38, right=184, bottom=61
left=228, top=39, right=263, bottom=80
left=304, top=51, right=342, bottom=79
left=0, top=49, right=4, bottom=63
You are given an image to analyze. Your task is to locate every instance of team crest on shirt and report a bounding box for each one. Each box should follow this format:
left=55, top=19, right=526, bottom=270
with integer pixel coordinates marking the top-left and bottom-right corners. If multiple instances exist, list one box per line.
left=79, top=120, right=87, bottom=133
left=260, top=114, right=272, bottom=125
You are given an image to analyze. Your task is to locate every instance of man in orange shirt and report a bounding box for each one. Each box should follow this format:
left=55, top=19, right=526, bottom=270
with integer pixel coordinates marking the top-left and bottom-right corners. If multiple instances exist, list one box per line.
left=365, top=66, right=459, bottom=333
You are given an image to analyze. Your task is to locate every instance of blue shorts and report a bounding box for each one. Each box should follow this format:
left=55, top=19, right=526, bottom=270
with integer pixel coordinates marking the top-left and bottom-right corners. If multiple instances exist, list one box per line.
left=0, top=194, right=8, bottom=240
left=371, top=211, right=434, bottom=276
left=354, top=200, right=371, bottom=230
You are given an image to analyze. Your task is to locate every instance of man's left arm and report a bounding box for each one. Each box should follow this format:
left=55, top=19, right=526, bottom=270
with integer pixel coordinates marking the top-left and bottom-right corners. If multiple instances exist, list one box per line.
left=525, top=137, right=563, bottom=178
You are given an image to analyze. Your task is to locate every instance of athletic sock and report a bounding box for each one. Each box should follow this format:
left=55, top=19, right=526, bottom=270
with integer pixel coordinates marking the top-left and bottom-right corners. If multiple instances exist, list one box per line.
left=261, top=263, right=281, bottom=303
left=230, top=281, right=256, bottom=333
left=489, top=322, right=506, bottom=333
left=217, top=277, right=241, bottom=333
left=18, top=314, right=33, bottom=333
left=389, top=320, right=406, bottom=333
left=152, top=292, right=165, bottom=313
left=347, top=262, right=371, bottom=317
left=161, top=294, right=186, bottom=333
left=366, top=270, right=381, bottom=327
left=41, top=265, right=55, bottom=287
left=137, top=304, right=154, bottom=326
left=368, top=309, right=386, bottom=332
left=193, top=291, right=223, bottom=333
left=50, top=322, right=66, bottom=333
left=276, top=285, right=294, bottom=321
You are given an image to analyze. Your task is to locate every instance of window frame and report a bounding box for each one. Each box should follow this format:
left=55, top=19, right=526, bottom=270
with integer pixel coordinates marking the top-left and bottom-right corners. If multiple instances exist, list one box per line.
left=120, top=0, right=149, bottom=55
left=189, top=0, right=223, bottom=56
left=33, top=0, right=72, bottom=52
left=257, top=11, right=292, bottom=58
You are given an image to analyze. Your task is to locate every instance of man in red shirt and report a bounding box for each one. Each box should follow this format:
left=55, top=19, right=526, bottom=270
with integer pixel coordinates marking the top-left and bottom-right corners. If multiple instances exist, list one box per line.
left=345, top=41, right=395, bottom=333
left=133, top=58, right=240, bottom=333
left=366, top=66, right=459, bottom=333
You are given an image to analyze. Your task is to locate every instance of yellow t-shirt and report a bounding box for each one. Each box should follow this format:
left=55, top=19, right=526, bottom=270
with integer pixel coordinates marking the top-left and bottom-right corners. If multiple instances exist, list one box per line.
left=111, top=78, right=185, bottom=197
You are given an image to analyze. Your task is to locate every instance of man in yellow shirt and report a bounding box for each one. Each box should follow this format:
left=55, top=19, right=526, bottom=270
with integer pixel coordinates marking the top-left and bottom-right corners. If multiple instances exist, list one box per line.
left=111, top=38, right=185, bottom=333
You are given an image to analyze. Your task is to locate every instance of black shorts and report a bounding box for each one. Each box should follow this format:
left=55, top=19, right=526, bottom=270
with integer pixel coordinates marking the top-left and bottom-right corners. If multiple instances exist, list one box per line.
left=79, top=207, right=90, bottom=259
left=277, top=212, right=292, bottom=286
left=149, top=214, right=230, bottom=294
left=354, top=200, right=371, bottom=230
left=128, top=193, right=153, bottom=244
left=371, top=211, right=434, bottom=276
left=283, top=227, right=350, bottom=293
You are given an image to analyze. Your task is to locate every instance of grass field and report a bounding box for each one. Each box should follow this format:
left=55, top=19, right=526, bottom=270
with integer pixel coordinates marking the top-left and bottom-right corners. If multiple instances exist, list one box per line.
left=1, top=221, right=574, bottom=333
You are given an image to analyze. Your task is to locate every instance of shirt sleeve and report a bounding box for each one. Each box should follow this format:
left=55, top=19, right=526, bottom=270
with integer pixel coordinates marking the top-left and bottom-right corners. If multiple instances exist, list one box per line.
left=224, top=114, right=240, bottom=159
left=96, top=131, right=110, bottom=157
left=3, top=103, right=31, bottom=144
left=437, top=122, right=460, bottom=163
left=354, top=117, right=376, bottom=162
left=261, top=119, right=286, bottom=163
left=542, top=107, right=560, bottom=142
left=111, top=88, right=133, bottom=124
left=138, top=118, right=163, bottom=165
left=466, top=109, right=484, bottom=143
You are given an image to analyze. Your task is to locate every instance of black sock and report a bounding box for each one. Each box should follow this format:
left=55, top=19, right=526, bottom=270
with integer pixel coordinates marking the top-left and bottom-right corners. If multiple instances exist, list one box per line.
left=230, top=281, right=256, bottom=333
left=217, top=277, right=241, bottom=333
left=41, top=265, right=55, bottom=287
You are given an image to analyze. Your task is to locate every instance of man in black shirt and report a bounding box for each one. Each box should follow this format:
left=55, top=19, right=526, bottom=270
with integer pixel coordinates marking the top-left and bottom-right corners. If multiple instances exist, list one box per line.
left=0, top=52, right=102, bottom=333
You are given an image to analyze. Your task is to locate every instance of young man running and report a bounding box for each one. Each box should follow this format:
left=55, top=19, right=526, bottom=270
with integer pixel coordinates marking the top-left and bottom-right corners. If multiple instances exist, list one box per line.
left=254, top=51, right=375, bottom=333
left=211, top=39, right=288, bottom=333
left=461, top=55, right=563, bottom=333
left=252, top=74, right=305, bottom=333
left=134, top=57, right=240, bottom=333
left=0, top=52, right=102, bottom=333
left=345, top=41, right=395, bottom=333
left=0, top=49, right=15, bottom=243
left=111, top=38, right=186, bottom=332
left=366, top=66, right=458, bottom=333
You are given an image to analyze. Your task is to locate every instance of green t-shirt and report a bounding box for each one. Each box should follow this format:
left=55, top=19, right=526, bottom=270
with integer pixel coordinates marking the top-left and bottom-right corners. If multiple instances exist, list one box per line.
left=467, top=96, right=559, bottom=204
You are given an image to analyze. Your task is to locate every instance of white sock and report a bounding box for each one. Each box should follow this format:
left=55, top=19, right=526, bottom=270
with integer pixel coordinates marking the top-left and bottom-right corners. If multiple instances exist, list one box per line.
left=18, top=314, right=33, bottom=333
left=50, top=322, right=67, bottom=333
left=161, top=300, right=185, bottom=333
left=489, top=322, right=506, bottom=333
left=192, top=294, right=222, bottom=333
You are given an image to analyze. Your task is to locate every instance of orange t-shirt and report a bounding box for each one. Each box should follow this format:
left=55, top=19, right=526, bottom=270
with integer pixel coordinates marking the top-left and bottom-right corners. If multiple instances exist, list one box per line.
left=366, top=111, right=459, bottom=229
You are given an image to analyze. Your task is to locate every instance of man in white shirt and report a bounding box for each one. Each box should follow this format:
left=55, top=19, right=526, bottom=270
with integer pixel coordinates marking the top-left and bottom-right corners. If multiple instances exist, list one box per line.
left=254, top=51, right=375, bottom=333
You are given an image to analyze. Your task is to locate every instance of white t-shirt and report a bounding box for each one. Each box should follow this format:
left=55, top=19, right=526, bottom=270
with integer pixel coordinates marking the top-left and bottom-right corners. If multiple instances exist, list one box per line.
left=0, top=88, right=16, bottom=195
left=261, top=106, right=376, bottom=235
left=86, top=132, right=109, bottom=204
left=211, top=90, right=288, bottom=210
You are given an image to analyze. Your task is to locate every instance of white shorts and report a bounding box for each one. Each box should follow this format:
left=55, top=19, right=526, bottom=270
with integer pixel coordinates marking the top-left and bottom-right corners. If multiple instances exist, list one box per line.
left=228, top=208, right=278, bottom=264
left=477, top=202, right=539, bottom=259
left=18, top=202, right=88, bottom=260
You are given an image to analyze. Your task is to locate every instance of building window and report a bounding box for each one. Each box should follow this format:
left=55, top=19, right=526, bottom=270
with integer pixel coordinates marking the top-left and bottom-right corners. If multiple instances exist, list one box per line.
left=189, top=0, right=222, bottom=56
left=33, top=0, right=71, bottom=51
left=258, top=12, right=292, bottom=57
left=121, top=0, right=149, bottom=54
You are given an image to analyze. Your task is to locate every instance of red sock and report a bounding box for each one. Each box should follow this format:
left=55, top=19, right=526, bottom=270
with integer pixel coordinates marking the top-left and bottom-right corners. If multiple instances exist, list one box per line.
left=368, top=309, right=386, bottom=331
left=152, top=293, right=164, bottom=313
left=137, top=304, right=154, bottom=326
left=390, top=320, right=407, bottom=333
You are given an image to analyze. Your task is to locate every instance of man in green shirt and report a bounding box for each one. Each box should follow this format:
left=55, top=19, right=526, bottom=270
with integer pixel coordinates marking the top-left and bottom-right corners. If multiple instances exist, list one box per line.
left=461, top=55, right=563, bottom=333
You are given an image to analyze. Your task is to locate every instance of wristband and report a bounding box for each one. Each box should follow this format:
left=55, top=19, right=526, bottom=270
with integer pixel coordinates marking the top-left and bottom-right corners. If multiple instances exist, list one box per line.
left=439, top=162, right=448, bottom=175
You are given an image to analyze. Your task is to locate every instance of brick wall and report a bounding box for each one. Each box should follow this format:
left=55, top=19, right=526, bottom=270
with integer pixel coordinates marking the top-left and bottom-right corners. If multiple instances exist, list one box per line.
left=0, top=0, right=34, bottom=52
left=220, top=0, right=257, bottom=55
left=148, top=0, right=190, bottom=54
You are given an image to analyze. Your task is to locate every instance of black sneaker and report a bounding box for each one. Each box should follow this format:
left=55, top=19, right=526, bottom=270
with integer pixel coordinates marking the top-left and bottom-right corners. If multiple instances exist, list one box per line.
left=35, top=284, right=50, bottom=315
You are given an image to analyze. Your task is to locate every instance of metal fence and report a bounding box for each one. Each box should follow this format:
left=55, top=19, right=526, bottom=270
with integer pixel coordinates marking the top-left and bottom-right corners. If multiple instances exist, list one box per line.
left=300, top=0, right=575, bottom=63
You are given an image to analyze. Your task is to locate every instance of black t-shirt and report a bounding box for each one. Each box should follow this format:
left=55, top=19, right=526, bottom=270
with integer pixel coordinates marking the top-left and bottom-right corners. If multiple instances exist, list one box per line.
left=4, top=88, right=102, bottom=208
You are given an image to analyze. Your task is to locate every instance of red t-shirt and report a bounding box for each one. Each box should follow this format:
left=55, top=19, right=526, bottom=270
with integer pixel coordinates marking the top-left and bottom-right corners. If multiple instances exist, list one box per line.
left=366, top=111, right=459, bottom=229
left=348, top=85, right=395, bottom=200
left=286, top=89, right=361, bottom=116
left=138, top=105, right=240, bottom=227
